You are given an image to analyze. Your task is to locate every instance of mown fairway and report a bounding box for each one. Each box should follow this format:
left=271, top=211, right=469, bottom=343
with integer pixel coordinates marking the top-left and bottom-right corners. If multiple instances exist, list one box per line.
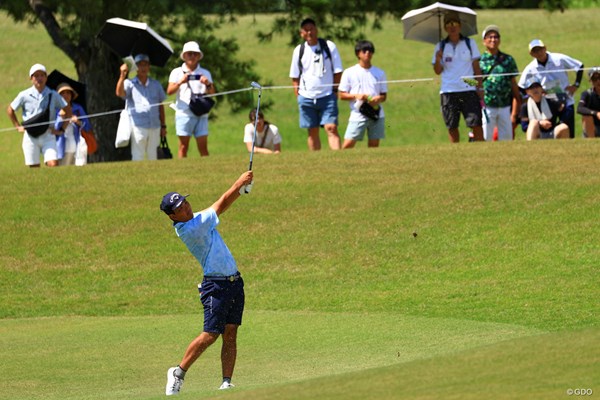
left=0, top=8, right=599, bottom=400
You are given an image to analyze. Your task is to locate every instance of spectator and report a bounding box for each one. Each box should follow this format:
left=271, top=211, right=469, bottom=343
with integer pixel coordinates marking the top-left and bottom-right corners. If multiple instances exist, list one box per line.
left=479, top=25, right=521, bottom=141
left=432, top=12, right=484, bottom=142
left=518, top=39, right=584, bottom=138
left=116, top=53, right=167, bottom=161
left=161, top=171, right=254, bottom=396
left=244, top=109, right=281, bottom=154
left=577, top=67, right=600, bottom=138
left=520, top=78, right=569, bottom=140
left=289, top=18, right=343, bottom=151
left=338, top=40, right=387, bottom=149
left=167, top=41, right=216, bottom=158
left=6, top=63, right=67, bottom=167
left=54, top=83, right=92, bottom=166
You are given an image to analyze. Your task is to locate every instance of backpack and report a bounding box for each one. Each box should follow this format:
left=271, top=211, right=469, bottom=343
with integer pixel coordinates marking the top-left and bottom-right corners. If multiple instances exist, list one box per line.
left=297, top=38, right=333, bottom=77
left=439, top=34, right=473, bottom=57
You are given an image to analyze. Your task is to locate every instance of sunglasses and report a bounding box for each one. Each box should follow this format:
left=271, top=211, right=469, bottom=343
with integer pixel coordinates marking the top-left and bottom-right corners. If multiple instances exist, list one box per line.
left=445, top=21, right=460, bottom=27
left=485, top=35, right=500, bottom=40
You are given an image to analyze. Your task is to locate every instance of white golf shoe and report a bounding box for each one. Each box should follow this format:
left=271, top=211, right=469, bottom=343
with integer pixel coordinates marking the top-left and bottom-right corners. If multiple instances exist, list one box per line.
left=165, top=367, right=184, bottom=396
left=219, top=381, right=235, bottom=390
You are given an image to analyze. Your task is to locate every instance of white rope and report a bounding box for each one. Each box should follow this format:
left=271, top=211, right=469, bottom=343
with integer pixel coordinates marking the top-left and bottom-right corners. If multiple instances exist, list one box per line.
left=0, top=66, right=590, bottom=134
left=462, top=66, right=593, bottom=81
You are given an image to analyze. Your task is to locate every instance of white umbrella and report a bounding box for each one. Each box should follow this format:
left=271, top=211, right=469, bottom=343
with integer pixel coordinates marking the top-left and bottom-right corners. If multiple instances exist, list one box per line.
left=401, top=2, right=478, bottom=45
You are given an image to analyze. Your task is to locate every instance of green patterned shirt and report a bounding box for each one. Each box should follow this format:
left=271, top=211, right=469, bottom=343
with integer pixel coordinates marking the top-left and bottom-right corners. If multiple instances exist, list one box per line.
left=480, top=51, right=519, bottom=108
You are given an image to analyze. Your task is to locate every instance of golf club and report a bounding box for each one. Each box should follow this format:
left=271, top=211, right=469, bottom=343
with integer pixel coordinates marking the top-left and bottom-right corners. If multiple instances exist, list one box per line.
left=248, top=82, right=263, bottom=171
left=245, top=81, right=262, bottom=193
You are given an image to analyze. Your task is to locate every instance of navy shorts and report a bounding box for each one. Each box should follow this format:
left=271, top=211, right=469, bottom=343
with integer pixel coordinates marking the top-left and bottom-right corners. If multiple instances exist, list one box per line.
left=198, top=275, right=245, bottom=334
left=440, top=91, right=482, bottom=129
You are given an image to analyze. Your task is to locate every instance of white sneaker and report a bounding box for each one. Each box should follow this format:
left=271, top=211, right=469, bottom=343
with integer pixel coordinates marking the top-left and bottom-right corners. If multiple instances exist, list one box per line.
left=219, top=381, right=235, bottom=390
left=165, top=367, right=184, bottom=396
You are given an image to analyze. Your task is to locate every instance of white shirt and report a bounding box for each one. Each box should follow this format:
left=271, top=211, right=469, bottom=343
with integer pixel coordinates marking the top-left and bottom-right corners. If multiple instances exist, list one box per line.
left=339, top=64, right=388, bottom=122
left=518, top=52, right=583, bottom=106
left=168, top=63, right=213, bottom=114
left=243, top=123, right=282, bottom=150
left=289, top=39, right=343, bottom=99
left=432, top=38, right=480, bottom=94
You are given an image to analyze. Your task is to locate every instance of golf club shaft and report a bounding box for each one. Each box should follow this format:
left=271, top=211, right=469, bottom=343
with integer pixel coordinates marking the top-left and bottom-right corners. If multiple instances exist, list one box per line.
left=248, top=85, right=262, bottom=171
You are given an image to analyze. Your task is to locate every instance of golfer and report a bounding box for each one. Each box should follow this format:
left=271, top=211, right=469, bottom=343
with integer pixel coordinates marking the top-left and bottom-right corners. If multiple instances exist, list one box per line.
left=161, top=170, right=254, bottom=396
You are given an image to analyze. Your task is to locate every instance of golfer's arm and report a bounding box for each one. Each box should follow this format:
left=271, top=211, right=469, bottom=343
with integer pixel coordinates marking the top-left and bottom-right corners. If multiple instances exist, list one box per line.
left=211, top=185, right=242, bottom=216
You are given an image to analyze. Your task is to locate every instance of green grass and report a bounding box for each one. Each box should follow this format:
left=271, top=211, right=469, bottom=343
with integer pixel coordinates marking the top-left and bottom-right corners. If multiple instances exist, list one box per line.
left=0, top=8, right=599, bottom=400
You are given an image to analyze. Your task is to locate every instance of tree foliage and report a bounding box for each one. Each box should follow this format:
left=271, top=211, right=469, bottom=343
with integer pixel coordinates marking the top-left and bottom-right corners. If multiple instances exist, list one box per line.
left=2, top=0, right=260, bottom=161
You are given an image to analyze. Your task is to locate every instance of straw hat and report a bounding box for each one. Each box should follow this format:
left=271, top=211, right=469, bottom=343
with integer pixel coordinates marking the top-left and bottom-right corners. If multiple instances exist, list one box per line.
left=56, top=83, right=79, bottom=100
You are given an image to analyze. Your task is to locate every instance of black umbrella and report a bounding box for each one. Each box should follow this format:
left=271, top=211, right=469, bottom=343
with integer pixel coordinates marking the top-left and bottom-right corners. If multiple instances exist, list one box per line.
left=97, top=17, right=174, bottom=67
left=47, top=70, right=87, bottom=109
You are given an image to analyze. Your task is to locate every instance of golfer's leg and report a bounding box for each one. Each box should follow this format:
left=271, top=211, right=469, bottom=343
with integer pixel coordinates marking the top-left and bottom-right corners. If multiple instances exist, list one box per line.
left=582, top=116, right=595, bottom=138
left=196, top=135, right=209, bottom=157
left=178, top=136, right=190, bottom=158
left=307, top=127, right=321, bottom=151
left=471, top=126, right=484, bottom=141
left=527, top=120, right=540, bottom=141
left=343, top=139, right=356, bottom=149
left=179, top=331, right=219, bottom=370
left=554, top=123, right=570, bottom=139
left=221, top=324, right=238, bottom=379
left=324, top=123, right=341, bottom=150
left=448, top=128, right=460, bottom=143
left=367, top=139, right=380, bottom=147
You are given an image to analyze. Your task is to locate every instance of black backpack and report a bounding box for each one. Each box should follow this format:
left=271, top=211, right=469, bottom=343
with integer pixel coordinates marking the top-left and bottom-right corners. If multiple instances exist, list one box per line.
left=439, top=34, right=473, bottom=57
left=297, top=38, right=333, bottom=77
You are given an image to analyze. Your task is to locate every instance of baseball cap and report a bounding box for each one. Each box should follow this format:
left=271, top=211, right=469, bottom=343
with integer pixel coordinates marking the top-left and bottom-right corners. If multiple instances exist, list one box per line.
left=180, top=41, right=203, bottom=61
left=160, top=192, right=189, bottom=214
left=482, top=25, right=500, bottom=39
left=528, top=39, right=545, bottom=51
left=29, top=63, right=46, bottom=77
left=588, top=67, right=600, bottom=79
left=134, top=54, right=150, bottom=64
left=524, top=77, right=542, bottom=90
left=444, top=11, right=460, bottom=25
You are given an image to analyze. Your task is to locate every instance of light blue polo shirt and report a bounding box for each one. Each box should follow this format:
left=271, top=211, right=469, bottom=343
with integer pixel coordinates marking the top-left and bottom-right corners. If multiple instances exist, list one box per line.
left=122, top=76, right=166, bottom=129
left=174, top=208, right=238, bottom=277
left=10, top=86, right=67, bottom=120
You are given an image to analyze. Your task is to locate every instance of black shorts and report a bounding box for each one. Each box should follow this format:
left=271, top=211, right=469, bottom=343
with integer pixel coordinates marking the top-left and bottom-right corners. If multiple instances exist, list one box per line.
left=199, top=276, right=245, bottom=334
left=440, top=91, right=482, bottom=129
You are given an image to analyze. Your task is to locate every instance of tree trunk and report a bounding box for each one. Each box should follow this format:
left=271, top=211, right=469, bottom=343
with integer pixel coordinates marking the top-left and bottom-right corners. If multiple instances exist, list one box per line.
left=79, top=45, right=131, bottom=162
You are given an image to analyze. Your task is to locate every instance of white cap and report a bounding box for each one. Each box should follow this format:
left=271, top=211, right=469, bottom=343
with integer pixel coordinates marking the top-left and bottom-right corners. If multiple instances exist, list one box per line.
left=180, top=41, right=204, bottom=61
left=528, top=39, right=545, bottom=52
left=482, top=25, right=500, bottom=39
left=29, top=63, right=46, bottom=77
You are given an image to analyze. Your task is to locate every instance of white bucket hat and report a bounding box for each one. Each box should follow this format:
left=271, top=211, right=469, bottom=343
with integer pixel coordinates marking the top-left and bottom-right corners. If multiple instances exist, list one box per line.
left=180, top=41, right=204, bottom=61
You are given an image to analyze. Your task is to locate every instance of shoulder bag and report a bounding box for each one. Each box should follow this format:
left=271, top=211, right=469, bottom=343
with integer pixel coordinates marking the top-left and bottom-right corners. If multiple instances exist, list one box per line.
left=186, top=81, right=215, bottom=116
left=23, top=94, right=52, bottom=137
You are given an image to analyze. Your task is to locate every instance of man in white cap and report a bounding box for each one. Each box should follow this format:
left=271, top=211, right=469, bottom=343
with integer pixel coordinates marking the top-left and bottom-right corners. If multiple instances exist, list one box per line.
left=116, top=53, right=167, bottom=161
left=479, top=25, right=521, bottom=141
left=6, top=63, right=68, bottom=167
left=167, top=41, right=216, bottom=158
left=518, top=39, right=584, bottom=138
